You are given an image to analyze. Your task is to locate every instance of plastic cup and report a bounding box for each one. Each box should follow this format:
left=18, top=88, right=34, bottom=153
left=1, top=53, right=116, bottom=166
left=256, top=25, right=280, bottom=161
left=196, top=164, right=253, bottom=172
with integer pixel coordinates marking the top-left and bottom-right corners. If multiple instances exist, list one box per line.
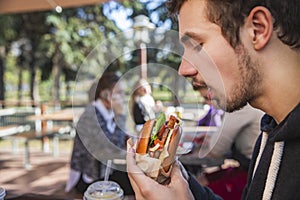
left=83, top=181, right=124, bottom=200
left=0, top=187, right=6, bottom=200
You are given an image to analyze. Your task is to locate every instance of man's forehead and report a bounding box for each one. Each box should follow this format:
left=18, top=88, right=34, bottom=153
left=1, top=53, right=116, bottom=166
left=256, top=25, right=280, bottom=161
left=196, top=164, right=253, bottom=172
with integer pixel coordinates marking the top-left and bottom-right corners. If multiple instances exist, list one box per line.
left=178, top=0, right=208, bottom=31
left=178, top=0, right=206, bottom=15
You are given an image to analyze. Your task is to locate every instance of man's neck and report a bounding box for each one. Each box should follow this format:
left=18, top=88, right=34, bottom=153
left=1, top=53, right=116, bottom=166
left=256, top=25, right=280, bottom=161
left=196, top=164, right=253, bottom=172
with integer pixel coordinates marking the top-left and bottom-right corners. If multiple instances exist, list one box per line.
left=251, top=54, right=300, bottom=124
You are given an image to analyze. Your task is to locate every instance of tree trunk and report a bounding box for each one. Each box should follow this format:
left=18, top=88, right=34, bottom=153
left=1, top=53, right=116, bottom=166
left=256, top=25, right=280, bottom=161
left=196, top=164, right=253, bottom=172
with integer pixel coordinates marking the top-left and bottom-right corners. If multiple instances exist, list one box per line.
left=17, top=68, right=23, bottom=106
left=29, top=40, right=39, bottom=107
left=52, top=44, right=61, bottom=104
left=0, top=47, right=6, bottom=108
left=29, top=61, right=38, bottom=107
left=65, top=81, right=70, bottom=101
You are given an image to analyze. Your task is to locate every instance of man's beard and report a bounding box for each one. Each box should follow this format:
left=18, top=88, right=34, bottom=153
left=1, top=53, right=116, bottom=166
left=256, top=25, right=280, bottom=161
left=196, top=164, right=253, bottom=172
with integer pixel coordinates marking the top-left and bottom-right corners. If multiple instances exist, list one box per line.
left=224, top=45, right=262, bottom=112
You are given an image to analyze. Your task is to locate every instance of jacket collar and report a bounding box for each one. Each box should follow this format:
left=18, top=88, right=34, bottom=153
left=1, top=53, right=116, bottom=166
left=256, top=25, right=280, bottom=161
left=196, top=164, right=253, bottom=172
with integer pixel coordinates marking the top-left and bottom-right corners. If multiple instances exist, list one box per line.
left=93, top=99, right=114, bottom=122
left=261, top=103, right=300, bottom=142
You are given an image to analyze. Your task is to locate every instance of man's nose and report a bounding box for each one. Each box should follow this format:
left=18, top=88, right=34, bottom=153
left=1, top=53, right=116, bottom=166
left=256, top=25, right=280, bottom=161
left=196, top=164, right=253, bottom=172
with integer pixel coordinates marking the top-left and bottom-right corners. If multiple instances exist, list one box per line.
left=178, top=58, right=198, bottom=77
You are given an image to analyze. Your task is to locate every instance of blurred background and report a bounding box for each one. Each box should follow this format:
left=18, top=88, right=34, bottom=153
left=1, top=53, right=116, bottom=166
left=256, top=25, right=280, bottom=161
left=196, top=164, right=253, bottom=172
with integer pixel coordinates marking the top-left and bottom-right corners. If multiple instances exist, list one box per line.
left=0, top=0, right=203, bottom=108
left=0, top=1, right=207, bottom=199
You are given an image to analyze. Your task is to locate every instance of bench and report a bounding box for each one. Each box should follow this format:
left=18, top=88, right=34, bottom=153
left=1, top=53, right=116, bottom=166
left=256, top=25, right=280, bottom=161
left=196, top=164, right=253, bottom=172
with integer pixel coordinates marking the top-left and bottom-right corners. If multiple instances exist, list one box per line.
left=0, top=108, right=36, bottom=141
left=4, top=125, right=75, bottom=169
left=0, top=107, right=76, bottom=169
left=0, top=124, right=31, bottom=138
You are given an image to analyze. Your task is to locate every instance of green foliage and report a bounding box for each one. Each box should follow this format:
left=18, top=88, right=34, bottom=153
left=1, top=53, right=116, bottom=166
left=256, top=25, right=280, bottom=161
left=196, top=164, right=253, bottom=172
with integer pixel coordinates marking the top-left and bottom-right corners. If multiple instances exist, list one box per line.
left=0, top=0, right=190, bottom=104
left=0, top=14, right=22, bottom=45
left=152, top=89, right=173, bottom=102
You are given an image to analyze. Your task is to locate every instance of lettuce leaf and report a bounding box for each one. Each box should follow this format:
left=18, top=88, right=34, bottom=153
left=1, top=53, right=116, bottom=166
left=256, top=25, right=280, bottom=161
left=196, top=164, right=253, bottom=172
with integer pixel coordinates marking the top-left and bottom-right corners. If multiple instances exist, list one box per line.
left=150, top=113, right=166, bottom=145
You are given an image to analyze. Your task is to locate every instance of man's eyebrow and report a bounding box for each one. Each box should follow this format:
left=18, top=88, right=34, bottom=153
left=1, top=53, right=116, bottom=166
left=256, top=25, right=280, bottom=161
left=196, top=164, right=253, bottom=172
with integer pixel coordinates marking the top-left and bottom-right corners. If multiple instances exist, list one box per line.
left=180, top=34, right=190, bottom=44
left=180, top=31, right=201, bottom=44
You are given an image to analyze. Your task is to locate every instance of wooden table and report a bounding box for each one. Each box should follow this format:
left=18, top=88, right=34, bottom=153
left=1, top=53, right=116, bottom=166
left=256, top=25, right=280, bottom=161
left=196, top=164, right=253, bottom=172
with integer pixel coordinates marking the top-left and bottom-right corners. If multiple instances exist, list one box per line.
left=179, top=125, right=224, bottom=174
left=27, top=108, right=80, bottom=152
left=181, top=125, right=218, bottom=144
left=182, top=125, right=218, bottom=134
left=0, top=108, right=16, bottom=116
left=179, top=154, right=224, bottom=168
left=0, top=108, right=31, bottom=138
left=26, top=107, right=84, bottom=149
left=27, top=108, right=83, bottom=122
left=16, top=108, right=84, bottom=169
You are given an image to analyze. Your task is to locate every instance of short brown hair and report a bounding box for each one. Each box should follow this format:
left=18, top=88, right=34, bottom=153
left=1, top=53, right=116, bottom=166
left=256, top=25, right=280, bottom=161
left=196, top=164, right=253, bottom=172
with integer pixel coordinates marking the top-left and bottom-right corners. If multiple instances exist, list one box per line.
left=94, top=72, right=120, bottom=101
left=166, top=0, right=300, bottom=50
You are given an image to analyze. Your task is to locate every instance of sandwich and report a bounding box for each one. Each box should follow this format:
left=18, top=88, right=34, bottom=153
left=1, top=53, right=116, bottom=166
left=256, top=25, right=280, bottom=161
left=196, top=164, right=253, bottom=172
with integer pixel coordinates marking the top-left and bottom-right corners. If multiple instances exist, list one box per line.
left=135, top=113, right=182, bottom=184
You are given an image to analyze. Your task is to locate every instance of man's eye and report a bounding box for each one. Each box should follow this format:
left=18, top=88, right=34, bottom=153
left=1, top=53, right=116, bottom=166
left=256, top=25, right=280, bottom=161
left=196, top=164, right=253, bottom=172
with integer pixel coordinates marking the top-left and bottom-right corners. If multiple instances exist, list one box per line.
left=193, top=44, right=202, bottom=52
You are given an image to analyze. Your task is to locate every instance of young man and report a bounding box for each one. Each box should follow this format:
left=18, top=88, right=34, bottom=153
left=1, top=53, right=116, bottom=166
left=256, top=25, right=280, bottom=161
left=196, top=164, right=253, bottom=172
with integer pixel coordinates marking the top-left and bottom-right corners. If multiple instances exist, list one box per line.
left=127, top=0, right=300, bottom=199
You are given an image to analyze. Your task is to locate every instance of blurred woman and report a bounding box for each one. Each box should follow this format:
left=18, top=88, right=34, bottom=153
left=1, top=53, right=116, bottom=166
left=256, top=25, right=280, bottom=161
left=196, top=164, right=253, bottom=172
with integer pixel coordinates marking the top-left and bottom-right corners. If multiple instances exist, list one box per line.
left=130, top=79, right=162, bottom=132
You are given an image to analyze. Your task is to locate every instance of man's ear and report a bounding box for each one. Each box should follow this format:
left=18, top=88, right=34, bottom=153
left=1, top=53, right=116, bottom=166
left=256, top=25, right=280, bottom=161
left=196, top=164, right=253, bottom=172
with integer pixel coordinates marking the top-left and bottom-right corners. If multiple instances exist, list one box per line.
left=245, top=6, right=273, bottom=50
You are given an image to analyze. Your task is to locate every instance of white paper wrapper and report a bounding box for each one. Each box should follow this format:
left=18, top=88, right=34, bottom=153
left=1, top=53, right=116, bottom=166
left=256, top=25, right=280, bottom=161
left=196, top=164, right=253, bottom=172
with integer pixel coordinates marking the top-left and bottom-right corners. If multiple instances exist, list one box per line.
left=135, top=153, right=162, bottom=178
left=127, top=138, right=171, bottom=183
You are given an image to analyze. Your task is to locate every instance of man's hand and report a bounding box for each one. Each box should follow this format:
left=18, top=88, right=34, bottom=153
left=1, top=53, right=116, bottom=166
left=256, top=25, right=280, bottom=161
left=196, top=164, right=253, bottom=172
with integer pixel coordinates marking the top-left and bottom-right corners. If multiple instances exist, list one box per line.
left=126, top=147, right=195, bottom=200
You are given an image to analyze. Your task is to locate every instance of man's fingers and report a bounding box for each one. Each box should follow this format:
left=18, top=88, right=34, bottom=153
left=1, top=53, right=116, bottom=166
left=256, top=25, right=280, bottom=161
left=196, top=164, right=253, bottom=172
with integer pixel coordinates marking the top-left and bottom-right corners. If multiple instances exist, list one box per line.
left=126, top=147, right=142, bottom=174
left=170, top=161, right=189, bottom=185
left=170, top=161, right=194, bottom=200
left=176, top=160, right=189, bottom=180
left=126, top=147, right=159, bottom=196
left=126, top=147, right=144, bottom=197
left=170, top=162, right=183, bottom=179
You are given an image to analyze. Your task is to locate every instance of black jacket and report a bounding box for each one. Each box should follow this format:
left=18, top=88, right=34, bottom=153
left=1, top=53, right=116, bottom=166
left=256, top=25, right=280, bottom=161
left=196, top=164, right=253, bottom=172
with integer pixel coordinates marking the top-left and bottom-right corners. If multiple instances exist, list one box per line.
left=189, top=103, right=300, bottom=200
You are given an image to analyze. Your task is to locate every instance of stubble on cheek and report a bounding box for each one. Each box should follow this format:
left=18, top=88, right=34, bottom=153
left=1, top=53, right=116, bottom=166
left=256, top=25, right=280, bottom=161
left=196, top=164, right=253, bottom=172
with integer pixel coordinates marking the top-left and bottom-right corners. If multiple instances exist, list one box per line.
left=225, top=45, right=261, bottom=112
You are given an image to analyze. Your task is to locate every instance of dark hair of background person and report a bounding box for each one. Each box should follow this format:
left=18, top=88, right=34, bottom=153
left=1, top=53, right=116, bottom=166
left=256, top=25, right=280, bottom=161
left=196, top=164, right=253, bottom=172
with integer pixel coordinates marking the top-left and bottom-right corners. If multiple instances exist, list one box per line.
left=93, top=72, right=121, bottom=101
left=166, top=0, right=300, bottom=50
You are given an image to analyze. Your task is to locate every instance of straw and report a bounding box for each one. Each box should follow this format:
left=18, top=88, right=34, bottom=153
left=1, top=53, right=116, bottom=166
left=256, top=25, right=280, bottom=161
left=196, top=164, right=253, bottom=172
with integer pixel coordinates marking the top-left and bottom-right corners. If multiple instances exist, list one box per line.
left=104, top=160, right=112, bottom=182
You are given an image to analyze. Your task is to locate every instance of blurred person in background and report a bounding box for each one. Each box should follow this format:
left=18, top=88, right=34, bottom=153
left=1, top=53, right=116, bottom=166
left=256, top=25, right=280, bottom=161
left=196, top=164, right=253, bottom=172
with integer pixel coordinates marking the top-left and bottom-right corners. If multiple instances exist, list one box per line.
left=130, top=79, right=163, bottom=132
left=66, top=72, right=134, bottom=196
left=196, top=86, right=224, bottom=127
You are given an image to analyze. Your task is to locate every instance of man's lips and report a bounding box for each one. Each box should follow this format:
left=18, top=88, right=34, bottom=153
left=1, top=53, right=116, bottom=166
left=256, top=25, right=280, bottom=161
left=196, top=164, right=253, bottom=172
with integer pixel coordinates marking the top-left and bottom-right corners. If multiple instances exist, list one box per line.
left=193, top=81, right=213, bottom=100
left=192, top=82, right=207, bottom=89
